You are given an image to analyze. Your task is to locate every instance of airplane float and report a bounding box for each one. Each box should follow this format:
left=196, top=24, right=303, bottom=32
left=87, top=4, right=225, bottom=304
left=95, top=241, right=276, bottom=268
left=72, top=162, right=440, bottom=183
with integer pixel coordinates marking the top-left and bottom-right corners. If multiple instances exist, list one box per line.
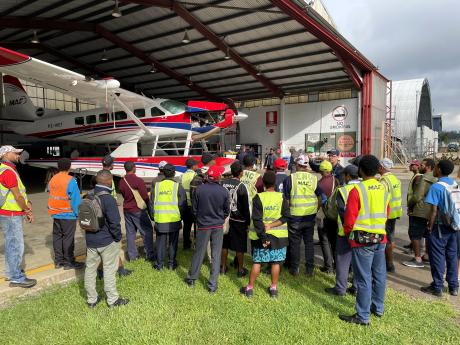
left=0, top=47, right=248, bottom=180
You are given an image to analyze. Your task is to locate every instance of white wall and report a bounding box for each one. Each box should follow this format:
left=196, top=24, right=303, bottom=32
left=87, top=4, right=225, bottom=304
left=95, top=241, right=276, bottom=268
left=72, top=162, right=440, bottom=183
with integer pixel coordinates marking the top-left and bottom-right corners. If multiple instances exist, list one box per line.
left=240, top=98, right=359, bottom=161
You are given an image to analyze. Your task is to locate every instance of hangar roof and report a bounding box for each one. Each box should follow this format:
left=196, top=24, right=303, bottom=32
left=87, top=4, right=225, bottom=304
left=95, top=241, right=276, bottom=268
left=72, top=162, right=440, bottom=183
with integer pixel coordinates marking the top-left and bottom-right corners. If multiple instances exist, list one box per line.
left=0, top=0, right=379, bottom=102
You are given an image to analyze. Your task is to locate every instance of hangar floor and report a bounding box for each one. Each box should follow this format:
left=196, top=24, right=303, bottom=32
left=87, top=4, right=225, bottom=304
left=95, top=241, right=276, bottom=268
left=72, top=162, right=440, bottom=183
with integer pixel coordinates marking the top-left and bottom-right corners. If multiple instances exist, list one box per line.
left=0, top=167, right=458, bottom=311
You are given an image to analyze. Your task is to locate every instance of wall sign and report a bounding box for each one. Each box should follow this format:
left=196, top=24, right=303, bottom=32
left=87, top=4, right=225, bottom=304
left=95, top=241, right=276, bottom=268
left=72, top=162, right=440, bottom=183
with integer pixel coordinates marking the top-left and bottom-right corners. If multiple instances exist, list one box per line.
left=266, top=111, right=278, bottom=127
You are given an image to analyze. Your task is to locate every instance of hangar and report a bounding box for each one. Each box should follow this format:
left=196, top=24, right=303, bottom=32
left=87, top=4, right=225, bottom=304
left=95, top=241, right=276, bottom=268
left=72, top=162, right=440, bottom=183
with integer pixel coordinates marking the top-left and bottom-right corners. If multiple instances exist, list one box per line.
left=0, top=0, right=389, bottom=162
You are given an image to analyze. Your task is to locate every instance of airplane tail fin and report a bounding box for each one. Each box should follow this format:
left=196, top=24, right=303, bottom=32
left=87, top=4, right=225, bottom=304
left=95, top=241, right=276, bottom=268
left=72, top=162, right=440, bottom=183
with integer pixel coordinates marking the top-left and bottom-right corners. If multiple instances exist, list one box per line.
left=0, top=75, right=38, bottom=121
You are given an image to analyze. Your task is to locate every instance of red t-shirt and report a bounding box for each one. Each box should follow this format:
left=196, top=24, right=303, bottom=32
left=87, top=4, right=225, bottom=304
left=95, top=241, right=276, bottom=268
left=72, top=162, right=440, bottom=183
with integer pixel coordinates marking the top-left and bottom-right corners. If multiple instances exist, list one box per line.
left=343, top=187, right=388, bottom=248
left=0, top=162, right=25, bottom=216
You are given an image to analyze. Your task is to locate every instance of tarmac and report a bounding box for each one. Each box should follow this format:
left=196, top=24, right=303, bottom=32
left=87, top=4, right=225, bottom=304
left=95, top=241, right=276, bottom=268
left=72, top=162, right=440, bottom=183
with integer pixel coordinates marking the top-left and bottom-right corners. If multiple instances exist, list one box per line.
left=0, top=168, right=459, bottom=313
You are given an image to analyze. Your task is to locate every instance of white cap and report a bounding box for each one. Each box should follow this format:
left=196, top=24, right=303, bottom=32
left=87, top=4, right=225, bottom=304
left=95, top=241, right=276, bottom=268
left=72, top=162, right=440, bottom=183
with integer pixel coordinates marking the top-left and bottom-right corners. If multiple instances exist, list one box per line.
left=295, top=154, right=309, bottom=167
left=158, top=161, right=168, bottom=169
left=0, top=145, right=23, bottom=158
left=380, top=158, right=394, bottom=170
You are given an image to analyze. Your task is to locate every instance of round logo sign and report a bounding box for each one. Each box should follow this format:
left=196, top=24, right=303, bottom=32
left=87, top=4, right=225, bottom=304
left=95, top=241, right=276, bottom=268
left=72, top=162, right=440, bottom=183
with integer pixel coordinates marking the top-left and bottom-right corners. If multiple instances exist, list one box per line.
left=337, top=134, right=354, bottom=152
left=331, top=106, right=348, bottom=122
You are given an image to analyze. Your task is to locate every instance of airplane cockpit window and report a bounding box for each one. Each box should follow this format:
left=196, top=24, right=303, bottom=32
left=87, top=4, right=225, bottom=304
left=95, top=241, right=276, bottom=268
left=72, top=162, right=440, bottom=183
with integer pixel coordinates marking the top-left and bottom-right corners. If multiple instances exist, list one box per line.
left=134, top=109, right=145, bottom=118
left=160, top=100, right=186, bottom=114
left=75, top=117, right=84, bottom=125
left=114, top=111, right=127, bottom=121
left=86, top=115, right=96, bottom=125
left=99, top=113, right=109, bottom=122
left=150, top=107, right=165, bottom=117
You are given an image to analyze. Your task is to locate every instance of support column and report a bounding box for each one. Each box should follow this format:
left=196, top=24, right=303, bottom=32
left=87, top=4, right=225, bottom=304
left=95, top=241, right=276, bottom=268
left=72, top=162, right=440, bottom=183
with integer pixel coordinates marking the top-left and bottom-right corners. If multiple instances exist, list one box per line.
left=279, top=98, right=285, bottom=156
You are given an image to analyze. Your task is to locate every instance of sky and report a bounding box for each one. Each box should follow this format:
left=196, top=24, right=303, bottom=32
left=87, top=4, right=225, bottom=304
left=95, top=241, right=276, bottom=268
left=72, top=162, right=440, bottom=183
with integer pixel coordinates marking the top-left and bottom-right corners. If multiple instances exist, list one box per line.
left=323, top=0, right=460, bottom=131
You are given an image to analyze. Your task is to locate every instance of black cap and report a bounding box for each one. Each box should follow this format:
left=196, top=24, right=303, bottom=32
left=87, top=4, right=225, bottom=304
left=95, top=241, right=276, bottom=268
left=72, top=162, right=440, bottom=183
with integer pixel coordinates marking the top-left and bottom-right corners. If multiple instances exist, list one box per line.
left=102, top=155, right=114, bottom=167
left=343, top=164, right=359, bottom=178
left=327, top=148, right=340, bottom=156
left=185, top=158, right=197, bottom=168
left=162, top=163, right=176, bottom=172
left=201, top=153, right=216, bottom=165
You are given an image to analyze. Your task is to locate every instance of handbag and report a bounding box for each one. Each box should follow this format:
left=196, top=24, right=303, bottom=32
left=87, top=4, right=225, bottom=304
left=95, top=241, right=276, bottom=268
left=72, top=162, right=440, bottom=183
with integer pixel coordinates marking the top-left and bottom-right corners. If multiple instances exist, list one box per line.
left=123, top=177, right=147, bottom=210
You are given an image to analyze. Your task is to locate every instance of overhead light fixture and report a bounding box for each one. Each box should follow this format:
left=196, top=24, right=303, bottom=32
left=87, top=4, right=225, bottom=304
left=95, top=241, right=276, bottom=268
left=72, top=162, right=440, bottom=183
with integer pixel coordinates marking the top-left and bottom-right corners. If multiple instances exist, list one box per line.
left=149, top=64, right=156, bottom=73
left=112, top=0, right=122, bottom=18
left=101, top=49, right=108, bottom=61
left=256, top=65, right=262, bottom=76
left=182, top=29, right=191, bottom=44
left=31, top=31, right=40, bottom=44
left=224, top=46, right=230, bottom=60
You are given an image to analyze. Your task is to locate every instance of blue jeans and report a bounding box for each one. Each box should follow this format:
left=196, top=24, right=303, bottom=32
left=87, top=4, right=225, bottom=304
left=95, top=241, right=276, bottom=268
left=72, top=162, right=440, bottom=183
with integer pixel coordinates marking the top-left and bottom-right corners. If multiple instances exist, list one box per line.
left=352, top=243, right=386, bottom=322
left=124, top=210, right=155, bottom=261
left=0, top=216, right=26, bottom=283
left=427, top=224, right=459, bottom=291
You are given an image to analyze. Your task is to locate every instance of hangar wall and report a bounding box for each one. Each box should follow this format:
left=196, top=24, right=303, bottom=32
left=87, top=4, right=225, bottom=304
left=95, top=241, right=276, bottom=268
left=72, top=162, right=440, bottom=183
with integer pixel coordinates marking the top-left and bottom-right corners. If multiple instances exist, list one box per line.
left=240, top=98, right=359, bottom=161
left=371, top=73, right=388, bottom=158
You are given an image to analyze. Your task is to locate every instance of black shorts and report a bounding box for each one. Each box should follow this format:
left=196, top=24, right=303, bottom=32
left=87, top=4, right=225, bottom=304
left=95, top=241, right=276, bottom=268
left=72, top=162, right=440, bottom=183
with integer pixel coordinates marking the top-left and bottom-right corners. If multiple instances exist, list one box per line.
left=222, top=220, right=248, bottom=252
left=408, top=216, right=428, bottom=241
left=385, top=218, right=397, bottom=244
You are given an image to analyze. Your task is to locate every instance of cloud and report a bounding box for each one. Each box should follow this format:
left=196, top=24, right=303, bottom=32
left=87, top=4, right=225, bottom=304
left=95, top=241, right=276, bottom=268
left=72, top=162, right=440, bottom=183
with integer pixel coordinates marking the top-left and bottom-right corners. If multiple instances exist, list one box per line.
left=324, top=0, right=460, bottom=130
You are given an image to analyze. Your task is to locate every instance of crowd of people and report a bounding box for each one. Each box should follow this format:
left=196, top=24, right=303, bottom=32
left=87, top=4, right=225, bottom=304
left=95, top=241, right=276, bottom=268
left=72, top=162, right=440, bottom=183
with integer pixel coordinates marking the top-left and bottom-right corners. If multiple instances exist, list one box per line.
left=0, top=144, right=459, bottom=324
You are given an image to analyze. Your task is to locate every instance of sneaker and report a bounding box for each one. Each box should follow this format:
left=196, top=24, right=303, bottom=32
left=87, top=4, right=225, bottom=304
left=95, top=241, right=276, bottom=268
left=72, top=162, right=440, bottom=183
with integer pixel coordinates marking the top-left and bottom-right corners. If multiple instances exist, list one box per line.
left=449, top=288, right=458, bottom=296
left=324, top=287, right=345, bottom=296
left=347, top=286, right=357, bottom=296
left=9, top=277, right=37, bottom=289
left=153, top=263, right=163, bottom=271
left=339, top=314, right=369, bottom=326
left=240, top=286, right=253, bottom=298
left=421, top=285, right=442, bottom=297
left=108, top=298, right=129, bottom=308
left=386, top=264, right=395, bottom=273
left=184, top=278, right=195, bottom=287
left=87, top=297, right=100, bottom=309
left=402, top=258, right=424, bottom=268
left=319, top=266, right=334, bottom=274
left=237, top=268, right=248, bottom=278
left=268, top=287, right=278, bottom=298
left=370, top=304, right=383, bottom=318
left=63, top=261, right=85, bottom=270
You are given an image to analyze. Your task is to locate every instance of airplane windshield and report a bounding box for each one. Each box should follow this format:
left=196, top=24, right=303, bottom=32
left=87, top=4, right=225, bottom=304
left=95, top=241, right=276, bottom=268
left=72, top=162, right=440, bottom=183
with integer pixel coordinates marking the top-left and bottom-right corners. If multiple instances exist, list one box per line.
left=160, top=100, right=186, bottom=114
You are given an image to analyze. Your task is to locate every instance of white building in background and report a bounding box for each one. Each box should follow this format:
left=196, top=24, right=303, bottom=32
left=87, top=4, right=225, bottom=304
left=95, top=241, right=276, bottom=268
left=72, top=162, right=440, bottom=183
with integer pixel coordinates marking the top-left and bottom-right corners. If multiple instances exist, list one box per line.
left=392, top=78, right=438, bottom=157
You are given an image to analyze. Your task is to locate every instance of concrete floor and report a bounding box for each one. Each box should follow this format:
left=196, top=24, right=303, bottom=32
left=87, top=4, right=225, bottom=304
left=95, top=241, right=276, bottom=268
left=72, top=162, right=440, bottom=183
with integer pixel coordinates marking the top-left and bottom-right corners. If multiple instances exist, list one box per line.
left=0, top=168, right=458, bottom=311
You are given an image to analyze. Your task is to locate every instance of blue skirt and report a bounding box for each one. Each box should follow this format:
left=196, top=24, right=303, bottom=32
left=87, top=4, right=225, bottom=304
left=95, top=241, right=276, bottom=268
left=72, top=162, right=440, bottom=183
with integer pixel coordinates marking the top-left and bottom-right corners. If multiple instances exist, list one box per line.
left=252, top=247, right=287, bottom=263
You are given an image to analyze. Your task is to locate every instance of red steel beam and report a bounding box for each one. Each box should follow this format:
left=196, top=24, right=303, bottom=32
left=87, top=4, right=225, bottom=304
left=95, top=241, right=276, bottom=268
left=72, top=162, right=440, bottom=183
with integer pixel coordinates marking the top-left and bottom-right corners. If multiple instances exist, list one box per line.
left=335, top=54, right=362, bottom=90
left=125, top=0, right=284, bottom=98
left=271, top=0, right=375, bottom=72
left=0, top=16, right=221, bottom=101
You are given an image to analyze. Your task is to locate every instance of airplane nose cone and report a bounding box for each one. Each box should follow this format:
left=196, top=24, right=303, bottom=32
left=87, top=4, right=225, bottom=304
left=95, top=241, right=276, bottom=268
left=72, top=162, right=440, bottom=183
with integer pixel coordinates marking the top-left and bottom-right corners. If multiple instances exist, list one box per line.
left=234, top=112, right=248, bottom=122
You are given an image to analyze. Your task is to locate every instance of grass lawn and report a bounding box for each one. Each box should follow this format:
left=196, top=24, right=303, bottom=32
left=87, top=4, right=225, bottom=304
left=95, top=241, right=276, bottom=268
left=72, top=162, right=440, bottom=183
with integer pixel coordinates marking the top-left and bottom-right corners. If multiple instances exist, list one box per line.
left=0, top=250, right=459, bottom=345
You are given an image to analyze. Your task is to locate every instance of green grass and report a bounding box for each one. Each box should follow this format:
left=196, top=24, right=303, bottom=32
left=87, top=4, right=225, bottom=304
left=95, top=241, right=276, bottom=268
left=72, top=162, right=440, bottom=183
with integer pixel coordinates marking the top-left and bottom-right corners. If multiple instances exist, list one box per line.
left=0, top=251, right=459, bottom=345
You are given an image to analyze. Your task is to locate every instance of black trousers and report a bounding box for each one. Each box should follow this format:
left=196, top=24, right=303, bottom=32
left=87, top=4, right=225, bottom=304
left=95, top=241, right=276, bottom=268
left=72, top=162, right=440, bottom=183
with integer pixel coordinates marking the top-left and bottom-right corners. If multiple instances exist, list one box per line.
left=182, top=206, right=194, bottom=249
left=156, top=230, right=179, bottom=268
left=318, top=218, right=338, bottom=270
left=52, top=218, right=77, bottom=265
left=288, top=220, right=315, bottom=270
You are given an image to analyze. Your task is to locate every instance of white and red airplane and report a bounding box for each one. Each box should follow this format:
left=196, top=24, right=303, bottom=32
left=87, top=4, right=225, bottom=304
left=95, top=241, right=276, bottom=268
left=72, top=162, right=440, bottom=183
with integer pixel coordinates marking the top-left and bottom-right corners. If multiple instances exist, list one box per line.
left=0, top=47, right=247, bottom=180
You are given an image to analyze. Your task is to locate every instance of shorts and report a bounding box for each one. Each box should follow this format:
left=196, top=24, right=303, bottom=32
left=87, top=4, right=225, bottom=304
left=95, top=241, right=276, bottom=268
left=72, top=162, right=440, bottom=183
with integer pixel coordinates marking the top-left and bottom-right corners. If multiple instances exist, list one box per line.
left=252, top=247, right=287, bottom=264
left=408, top=216, right=428, bottom=241
left=222, top=220, right=248, bottom=253
left=385, top=218, right=397, bottom=244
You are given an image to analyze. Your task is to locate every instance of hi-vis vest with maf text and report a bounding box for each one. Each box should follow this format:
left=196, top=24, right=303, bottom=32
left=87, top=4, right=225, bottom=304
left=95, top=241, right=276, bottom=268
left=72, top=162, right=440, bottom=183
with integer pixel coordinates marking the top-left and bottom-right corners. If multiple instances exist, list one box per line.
left=289, top=171, right=318, bottom=216
left=249, top=191, right=287, bottom=240
left=181, top=170, right=195, bottom=207
left=351, top=179, right=389, bottom=236
left=0, top=163, right=28, bottom=212
left=380, top=173, right=402, bottom=219
left=153, top=180, right=181, bottom=223
left=241, top=170, right=260, bottom=201
left=48, top=172, right=73, bottom=215
left=337, top=183, right=356, bottom=236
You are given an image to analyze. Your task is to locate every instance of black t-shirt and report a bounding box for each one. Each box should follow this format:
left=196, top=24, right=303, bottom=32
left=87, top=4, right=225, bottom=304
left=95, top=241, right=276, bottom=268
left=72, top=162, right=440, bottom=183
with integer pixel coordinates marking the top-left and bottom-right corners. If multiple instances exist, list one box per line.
left=221, top=177, right=251, bottom=225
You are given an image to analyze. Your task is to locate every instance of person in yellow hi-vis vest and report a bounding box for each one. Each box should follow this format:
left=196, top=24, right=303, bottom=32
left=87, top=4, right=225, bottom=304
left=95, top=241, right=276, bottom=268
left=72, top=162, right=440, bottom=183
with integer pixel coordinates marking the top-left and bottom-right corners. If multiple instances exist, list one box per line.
left=241, top=155, right=264, bottom=202
left=0, top=145, right=36, bottom=288
left=180, top=158, right=198, bottom=250
left=150, top=164, right=187, bottom=270
left=283, top=155, right=325, bottom=277
left=378, top=158, right=402, bottom=273
left=339, top=155, right=390, bottom=326
left=240, top=171, right=290, bottom=298
left=325, top=165, right=360, bottom=296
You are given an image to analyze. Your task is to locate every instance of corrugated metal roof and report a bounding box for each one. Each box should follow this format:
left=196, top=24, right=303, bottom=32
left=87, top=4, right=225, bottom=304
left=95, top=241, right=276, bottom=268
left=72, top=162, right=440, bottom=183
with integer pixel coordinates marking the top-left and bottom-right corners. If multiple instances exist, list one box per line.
left=0, top=0, right=379, bottom=101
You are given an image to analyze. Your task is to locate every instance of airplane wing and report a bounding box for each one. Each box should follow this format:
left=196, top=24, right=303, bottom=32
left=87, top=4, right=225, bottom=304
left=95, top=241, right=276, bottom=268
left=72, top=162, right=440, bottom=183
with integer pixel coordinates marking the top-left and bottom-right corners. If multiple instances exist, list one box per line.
left=0, top=46, right=152, bottom=109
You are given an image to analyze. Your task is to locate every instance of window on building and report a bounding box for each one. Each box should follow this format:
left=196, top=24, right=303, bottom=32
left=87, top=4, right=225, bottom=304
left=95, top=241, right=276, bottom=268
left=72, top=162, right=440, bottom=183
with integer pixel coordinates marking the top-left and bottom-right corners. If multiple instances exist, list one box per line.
left=150, top=107, right=165, bottom=117
left=75, top=117, right=84, bottom=125
left=99, top=113, right=109, bottom=122
left=134, top=108, right=146, bottom=118
left=86, top=115, right=96, bottom=124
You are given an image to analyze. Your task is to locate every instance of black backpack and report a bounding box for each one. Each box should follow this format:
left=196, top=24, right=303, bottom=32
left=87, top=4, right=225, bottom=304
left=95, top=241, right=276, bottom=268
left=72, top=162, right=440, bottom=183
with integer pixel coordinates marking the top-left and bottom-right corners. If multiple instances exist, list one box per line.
left=78, top=190, right=110, bottom=232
